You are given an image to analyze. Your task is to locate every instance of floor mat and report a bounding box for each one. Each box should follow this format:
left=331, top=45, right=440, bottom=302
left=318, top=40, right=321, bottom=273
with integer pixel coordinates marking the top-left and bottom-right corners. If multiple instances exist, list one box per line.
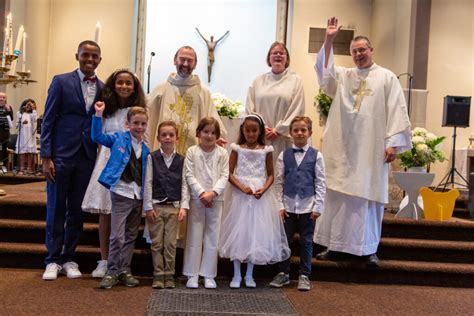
left=145, top=278, right=298, bottom=315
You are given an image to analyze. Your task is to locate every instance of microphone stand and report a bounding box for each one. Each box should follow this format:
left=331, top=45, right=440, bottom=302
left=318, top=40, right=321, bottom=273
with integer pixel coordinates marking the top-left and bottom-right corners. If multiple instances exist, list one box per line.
left=147, top=52, right=155, bottom=94
left=397, top=73, right=413, bottom=118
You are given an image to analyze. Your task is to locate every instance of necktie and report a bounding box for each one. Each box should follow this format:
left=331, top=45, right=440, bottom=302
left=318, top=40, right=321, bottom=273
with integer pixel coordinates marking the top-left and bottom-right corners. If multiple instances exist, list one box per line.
left=83, top=76, right=97, bottom=83
left=293, top=148, right=305, bottom=153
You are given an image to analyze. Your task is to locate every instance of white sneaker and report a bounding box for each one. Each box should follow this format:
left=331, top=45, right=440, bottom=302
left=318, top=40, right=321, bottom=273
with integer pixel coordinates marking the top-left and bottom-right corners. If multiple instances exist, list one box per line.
left=92, top=260, right=108, bottom=278
left=186, top=276, right=199, bottom=289
left=204, top=277, right=217, bottom=289
left=62, top=261, right=82, bottom=278
left=245, top=276, right=256, bottom=288
left=229, top=277, right=241, bottom=289
left=42, top=263, right=62, bottom=280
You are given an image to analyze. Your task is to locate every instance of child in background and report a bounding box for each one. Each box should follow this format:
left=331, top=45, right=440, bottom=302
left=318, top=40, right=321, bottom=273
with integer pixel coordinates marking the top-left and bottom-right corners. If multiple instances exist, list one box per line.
left=181, top=117, right=229, bottom=289
left=0, top=92, right=13, bottom=170
left=91, top=102, right=150, bottom=289
left=219, top=114, right=290, bottom=288
left=144, top=120, right=187, bottom=289
left=270, top=116, right=326, bottom=291
left=15, top=99, right=37, bottom=175
left=82, top=69, right=146, bottom=278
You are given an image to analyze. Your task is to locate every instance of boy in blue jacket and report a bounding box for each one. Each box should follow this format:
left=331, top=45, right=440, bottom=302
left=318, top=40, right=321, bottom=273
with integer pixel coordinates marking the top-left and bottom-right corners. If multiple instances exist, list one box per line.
left=91, top=101, right=150, bottom=289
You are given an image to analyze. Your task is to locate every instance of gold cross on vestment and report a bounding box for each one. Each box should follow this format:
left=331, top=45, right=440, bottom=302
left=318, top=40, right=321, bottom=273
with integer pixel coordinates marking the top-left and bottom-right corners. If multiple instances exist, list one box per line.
left=352, top=80, right=373, bottom=112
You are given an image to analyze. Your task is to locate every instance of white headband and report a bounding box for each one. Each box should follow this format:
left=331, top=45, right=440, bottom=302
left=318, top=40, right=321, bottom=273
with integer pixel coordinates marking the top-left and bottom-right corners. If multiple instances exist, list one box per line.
left=245, top=114, right=265, bottom=126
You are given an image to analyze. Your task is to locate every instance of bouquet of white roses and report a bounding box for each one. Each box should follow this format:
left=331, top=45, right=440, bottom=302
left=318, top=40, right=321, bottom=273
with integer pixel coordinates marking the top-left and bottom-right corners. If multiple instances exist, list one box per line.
left=397, top=127, right=446, bottom=169
left=212, top=93, right=243, bottom=119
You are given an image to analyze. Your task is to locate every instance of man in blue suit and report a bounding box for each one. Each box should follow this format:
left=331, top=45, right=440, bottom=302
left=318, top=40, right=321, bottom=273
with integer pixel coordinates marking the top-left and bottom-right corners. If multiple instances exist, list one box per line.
left=40, top=40, right=104, bottom=280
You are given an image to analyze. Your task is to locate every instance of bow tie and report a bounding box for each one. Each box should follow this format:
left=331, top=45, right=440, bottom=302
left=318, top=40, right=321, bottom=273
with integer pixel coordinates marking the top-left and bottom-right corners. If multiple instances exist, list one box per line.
left=293, top=148, right=305, bottom=153
left=83, top=76, right=97, bottom=83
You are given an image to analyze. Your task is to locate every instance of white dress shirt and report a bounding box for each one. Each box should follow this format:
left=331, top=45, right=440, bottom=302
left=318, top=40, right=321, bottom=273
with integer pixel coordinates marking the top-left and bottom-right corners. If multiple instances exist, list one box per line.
left=274, top=144, right=326, bottom=214
left=143, top=149, right=180, bottom=211
left=77, top=69, right=97, bottom=112
left=111, top=134, right=143, bottom=200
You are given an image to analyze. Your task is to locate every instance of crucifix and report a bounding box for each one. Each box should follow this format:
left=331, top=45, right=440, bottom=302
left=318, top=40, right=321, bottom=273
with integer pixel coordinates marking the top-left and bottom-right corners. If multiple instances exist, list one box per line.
left=196, top=28, right=230, bottom=83
left=352, top=79, right=373, bottom=112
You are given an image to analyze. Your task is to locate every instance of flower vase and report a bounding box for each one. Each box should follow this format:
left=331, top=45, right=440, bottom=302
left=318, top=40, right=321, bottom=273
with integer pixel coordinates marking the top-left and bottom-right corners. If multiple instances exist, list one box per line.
left=407, top=166, right=427, bottom=173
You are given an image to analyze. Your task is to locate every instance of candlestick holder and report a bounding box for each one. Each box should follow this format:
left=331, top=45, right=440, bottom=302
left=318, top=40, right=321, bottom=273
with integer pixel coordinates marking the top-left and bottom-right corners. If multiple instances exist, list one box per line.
left=12, top=71, right=36, bottom=87
left=0, top=53, right=19, bottom=65
left=0, top=66, right=10, bottom=76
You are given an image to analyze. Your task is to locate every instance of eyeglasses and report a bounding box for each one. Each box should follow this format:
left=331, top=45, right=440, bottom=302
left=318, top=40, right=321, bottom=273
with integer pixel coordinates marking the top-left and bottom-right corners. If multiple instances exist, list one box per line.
left=270, top=51, right=287, bottom=56
left=351, top=47, right=370, bottom=55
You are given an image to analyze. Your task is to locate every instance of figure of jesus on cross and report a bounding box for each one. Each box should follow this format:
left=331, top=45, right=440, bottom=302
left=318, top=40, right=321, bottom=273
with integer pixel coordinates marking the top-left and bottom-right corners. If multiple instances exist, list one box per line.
left=196, top=28, right=229, bottom=83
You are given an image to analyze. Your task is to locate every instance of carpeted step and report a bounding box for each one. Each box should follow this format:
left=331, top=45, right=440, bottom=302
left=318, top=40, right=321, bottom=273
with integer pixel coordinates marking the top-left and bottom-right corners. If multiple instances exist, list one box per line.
left=300, top=257, right=474, bottom=288
left=378, top=237, right=474, bottom=263
left=382, top=216, right=474, bottom=241
left=3, top=218, right=473, bottom=264
left=0, top=202, right=99, bottom=223
left=1, top=242, right=473, bottom=288
left=0, top=219, right=150, bottom=248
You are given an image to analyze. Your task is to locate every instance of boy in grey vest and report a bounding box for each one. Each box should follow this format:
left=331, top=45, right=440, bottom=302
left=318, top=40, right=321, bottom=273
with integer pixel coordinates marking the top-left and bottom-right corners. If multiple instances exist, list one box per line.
left=270, top=116, right=326, bottom=291
left=144, top=120, right=186, bottom=289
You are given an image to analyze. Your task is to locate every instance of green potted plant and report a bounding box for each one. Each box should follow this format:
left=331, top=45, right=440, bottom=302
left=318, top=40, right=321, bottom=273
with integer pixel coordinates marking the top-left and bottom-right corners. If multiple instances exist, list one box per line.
left=314, top=89, right=332, bottom=125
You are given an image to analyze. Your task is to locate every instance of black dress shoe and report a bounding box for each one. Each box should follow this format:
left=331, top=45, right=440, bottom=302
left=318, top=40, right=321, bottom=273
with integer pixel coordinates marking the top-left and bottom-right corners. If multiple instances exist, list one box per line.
left=365, top=254, right=380, bottom=267
left=316, top=249, right=340, bottom=261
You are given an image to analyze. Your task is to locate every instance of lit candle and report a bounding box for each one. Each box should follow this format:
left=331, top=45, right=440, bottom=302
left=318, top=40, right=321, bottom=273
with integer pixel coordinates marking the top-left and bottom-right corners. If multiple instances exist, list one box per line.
left=21, top=32, right=26, bottom=72
left=94, top=21, right=101, bottom=45
left=1, top=28, right=7, bottom=68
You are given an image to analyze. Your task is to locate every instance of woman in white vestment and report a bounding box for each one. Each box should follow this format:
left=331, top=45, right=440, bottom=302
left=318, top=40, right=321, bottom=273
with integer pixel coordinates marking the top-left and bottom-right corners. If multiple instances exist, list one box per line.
left=245, top=42, right=305, bottom=162
left=82, top=69, right=146, bottom=277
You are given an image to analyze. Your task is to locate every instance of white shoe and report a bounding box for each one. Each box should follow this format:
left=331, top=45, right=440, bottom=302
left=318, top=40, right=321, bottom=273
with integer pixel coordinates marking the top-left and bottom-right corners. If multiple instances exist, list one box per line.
left=229, top=277, right=241, bottom=289
left=62, top=262, right=82, bottom=279
left=92, top=260, right=108, bottom=278
left=186, top=276, right=199, bottom=289
left=204, top=277, right=217, bottom=289
left=245, top=276, right=256, bottom=288
left=42, top=263, right=62, bottom=280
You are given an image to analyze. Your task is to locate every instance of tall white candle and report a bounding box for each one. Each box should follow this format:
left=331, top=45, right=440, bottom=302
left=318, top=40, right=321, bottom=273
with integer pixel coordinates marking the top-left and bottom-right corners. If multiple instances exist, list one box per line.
left=94, top=21, right=101, bottom=45
left=21, top=32, right=26, bottom=72
left=13, top=25, right=23, bottom=54
left=9, top=25, right=24, bottom=75
left=7, top=13, right=13, bottom=55
left=1, top=28, right=7, bottom=68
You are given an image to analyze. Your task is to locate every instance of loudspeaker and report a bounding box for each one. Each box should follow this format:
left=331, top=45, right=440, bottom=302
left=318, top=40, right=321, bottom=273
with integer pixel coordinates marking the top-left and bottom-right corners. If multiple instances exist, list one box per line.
left=442, top=95, right=471, bottom=127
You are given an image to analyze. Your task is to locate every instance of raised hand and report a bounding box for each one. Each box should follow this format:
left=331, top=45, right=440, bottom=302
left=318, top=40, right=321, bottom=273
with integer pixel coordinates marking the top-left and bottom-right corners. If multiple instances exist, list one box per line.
left=326, top=16, right=343, bottom=43
left=94, top=101, right=105, bottom=117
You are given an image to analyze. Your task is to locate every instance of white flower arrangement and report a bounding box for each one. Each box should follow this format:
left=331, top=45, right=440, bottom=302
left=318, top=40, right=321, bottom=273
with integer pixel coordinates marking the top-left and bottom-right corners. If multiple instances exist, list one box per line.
left=212, top=93, right=243, bottom=119
left=397, top=127, right=446, bottom=169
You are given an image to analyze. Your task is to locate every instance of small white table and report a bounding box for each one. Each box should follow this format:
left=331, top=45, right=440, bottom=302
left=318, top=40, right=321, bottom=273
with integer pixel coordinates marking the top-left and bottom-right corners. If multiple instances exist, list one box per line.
left=393, top=171, right=435, bottom=219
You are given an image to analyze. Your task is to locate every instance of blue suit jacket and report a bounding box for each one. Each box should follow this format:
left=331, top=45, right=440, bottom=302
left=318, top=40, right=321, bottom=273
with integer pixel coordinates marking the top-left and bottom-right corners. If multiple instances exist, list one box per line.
left=40, top=70, right=104, bottom=160
left=91, top=116, right=150, bottom=191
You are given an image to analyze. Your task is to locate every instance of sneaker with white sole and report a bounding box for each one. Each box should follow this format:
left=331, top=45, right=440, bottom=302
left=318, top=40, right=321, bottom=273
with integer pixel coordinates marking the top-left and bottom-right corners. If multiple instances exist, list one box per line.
left=62, top=261, right=82, bottom=278
left=297, top=275, right=312, bottom=291
left=204, top=277, right=217, bottom=289
left=186, top=276, right=199, bottom=289
left=92, top=260, right=108, bottom=278
left=269, top=272, right=290, bottom=288
left=42, top=263, right=62, bottom=280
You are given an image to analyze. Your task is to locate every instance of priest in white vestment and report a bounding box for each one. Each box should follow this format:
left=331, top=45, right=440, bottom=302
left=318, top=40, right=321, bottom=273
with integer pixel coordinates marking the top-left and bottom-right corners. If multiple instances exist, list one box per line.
left=313, top=17, right=411, bottom=266
left=246, top=42, right=305, bottom=162
left=146, top=46, right=226, bottom=247
left=147, top=46, right=226, bottom=155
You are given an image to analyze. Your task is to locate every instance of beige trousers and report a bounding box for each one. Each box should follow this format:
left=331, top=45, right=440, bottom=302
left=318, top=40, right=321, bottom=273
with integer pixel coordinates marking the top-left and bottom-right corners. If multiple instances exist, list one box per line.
left=148, top=204, right=179, bottom=276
